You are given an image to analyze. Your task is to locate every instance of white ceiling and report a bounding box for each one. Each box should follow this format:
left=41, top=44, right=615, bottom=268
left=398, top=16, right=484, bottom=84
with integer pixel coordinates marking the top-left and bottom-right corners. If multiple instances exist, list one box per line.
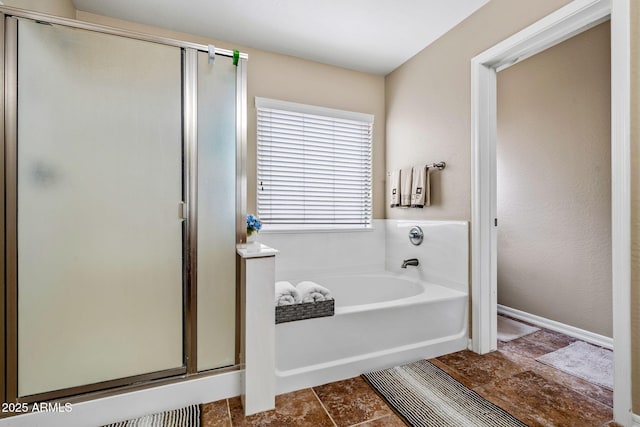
left=72, top=0, right=489, bottom=75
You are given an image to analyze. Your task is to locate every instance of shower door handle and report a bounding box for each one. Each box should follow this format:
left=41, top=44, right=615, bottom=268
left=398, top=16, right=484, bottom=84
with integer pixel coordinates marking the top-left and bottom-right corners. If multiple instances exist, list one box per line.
left=178, top=201, right=187, bottom=221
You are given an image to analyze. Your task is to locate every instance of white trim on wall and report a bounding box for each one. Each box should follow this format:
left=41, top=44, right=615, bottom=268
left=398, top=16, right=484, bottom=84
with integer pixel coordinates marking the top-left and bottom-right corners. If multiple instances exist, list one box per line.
left=633, top=413, right=640, bottom=427
left=497, top=304, right=613, bottom=349
left=471, top=0, right=611, bottom=354
left=0, top=371, right=241, bottom=427
left=610, top=0, right=633, bottom=424
left=471, top=0, right=632, bottom=425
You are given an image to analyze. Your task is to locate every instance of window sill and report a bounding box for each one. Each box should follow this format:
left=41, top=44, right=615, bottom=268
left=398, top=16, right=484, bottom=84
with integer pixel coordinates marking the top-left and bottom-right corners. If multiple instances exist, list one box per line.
left=259, top=226, right=374, bottom=234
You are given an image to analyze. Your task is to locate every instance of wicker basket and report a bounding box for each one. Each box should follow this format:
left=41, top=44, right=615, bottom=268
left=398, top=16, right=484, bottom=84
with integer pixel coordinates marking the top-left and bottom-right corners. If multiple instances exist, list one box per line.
left=275, top=299, right=335, bottom=324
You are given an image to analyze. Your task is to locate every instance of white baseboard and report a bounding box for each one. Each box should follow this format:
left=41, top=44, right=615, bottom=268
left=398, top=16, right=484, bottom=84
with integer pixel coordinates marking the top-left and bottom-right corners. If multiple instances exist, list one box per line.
left=0, top=370, right=241, bottom=427
left=632, top=412, right=640, bottom=427
left=497, top=304, right=613, bottom=350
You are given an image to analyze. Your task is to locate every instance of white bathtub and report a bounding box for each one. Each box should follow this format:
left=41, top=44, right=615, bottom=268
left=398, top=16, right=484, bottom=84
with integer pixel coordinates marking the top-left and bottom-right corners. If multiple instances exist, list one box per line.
left=275, top=271, right=468, bottom=394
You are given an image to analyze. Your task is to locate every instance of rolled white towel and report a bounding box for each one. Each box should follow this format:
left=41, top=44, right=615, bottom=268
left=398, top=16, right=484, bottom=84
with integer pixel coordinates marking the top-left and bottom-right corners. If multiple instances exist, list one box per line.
left=296, top=281, right=333, bottom=303
left=275, top=281, right=300, bottom=306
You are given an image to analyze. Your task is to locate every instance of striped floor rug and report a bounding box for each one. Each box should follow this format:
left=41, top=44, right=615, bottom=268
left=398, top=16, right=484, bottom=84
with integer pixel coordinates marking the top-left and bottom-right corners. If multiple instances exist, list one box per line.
left=364, top=360, right=528, bottom=427
left=102, top=404, right=200, bottom=427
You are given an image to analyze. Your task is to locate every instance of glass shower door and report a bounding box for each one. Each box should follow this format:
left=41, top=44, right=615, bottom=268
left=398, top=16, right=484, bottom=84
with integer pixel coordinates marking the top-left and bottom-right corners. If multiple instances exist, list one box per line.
left=14, top=19, right=184, bottom=397
left=197, top=52, right=237, bottom=371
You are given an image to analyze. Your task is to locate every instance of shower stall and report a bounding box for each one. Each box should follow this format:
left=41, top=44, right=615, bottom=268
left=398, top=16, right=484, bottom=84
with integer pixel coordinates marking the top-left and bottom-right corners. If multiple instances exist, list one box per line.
left=1, top=9, right=246, bottom=404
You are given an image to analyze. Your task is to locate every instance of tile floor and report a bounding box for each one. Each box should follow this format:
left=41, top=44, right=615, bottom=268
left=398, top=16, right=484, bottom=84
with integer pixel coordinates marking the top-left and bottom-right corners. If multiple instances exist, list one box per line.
left=202, top=316, right=618, bottom=426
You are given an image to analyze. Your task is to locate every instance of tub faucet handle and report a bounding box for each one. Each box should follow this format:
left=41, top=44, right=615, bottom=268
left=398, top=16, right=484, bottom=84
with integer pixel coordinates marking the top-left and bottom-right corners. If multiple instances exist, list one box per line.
left=401, top=258, right=419, bottom=268
left=409, top=226, right=424, bottom=245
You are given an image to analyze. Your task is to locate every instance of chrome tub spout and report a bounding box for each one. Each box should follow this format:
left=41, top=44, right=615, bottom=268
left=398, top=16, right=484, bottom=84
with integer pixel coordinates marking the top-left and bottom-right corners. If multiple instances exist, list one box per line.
left=401, top=258, right=419, bottom=268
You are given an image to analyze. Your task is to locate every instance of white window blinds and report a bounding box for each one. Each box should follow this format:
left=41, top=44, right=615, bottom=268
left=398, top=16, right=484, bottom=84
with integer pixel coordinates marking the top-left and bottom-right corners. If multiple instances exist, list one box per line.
left=256, top=97, right=373, bottom=229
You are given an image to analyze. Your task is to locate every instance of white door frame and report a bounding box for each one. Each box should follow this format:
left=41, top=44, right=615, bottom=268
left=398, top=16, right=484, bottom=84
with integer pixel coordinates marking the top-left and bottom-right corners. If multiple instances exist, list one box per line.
left=470, top=0, right=632, bottom=424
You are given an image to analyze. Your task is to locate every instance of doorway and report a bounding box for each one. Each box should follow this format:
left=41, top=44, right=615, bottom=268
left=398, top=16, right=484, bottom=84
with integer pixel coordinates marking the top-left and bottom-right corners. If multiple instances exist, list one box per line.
left=496, top=21, right=612, bottom=342
left=470, top=0, right=632, bottom=424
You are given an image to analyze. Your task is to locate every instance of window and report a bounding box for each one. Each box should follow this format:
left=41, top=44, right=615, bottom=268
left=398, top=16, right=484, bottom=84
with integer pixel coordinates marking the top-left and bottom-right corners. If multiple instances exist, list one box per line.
left=256, top=97, right=373, bottom=230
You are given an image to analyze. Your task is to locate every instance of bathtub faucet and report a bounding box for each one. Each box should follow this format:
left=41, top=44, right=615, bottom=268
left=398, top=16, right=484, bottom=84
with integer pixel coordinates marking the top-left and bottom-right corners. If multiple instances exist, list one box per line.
left=401, top=258, right=419, bottom=268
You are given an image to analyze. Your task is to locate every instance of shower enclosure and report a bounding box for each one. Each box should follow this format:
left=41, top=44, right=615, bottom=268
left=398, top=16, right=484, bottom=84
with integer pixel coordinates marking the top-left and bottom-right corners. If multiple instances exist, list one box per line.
left=1, top=9, right=246, bottom=404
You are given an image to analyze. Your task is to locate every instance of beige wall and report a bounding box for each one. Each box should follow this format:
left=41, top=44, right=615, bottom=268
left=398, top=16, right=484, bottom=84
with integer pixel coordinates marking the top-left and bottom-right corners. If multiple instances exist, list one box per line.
left=385, top=0, right=574, bottom=220
left=74, top=11, right=386, bottom=219
left=496, top=23, right=611, bottom=337
left=243, top=52, right=385, bottom=218
left=631, top=0, right=640, bottom=414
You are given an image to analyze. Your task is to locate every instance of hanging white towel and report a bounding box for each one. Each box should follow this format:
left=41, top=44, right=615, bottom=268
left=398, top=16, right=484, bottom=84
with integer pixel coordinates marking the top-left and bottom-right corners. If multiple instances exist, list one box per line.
left=389, top=170, right=401, bottom=207
left=275, top=281, right=301, bottom=306
left=411, top=164, right=431, bottom=207
left=400, top=168, right=413, bottom=207
left=296, top=281, right=333, bottom=303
